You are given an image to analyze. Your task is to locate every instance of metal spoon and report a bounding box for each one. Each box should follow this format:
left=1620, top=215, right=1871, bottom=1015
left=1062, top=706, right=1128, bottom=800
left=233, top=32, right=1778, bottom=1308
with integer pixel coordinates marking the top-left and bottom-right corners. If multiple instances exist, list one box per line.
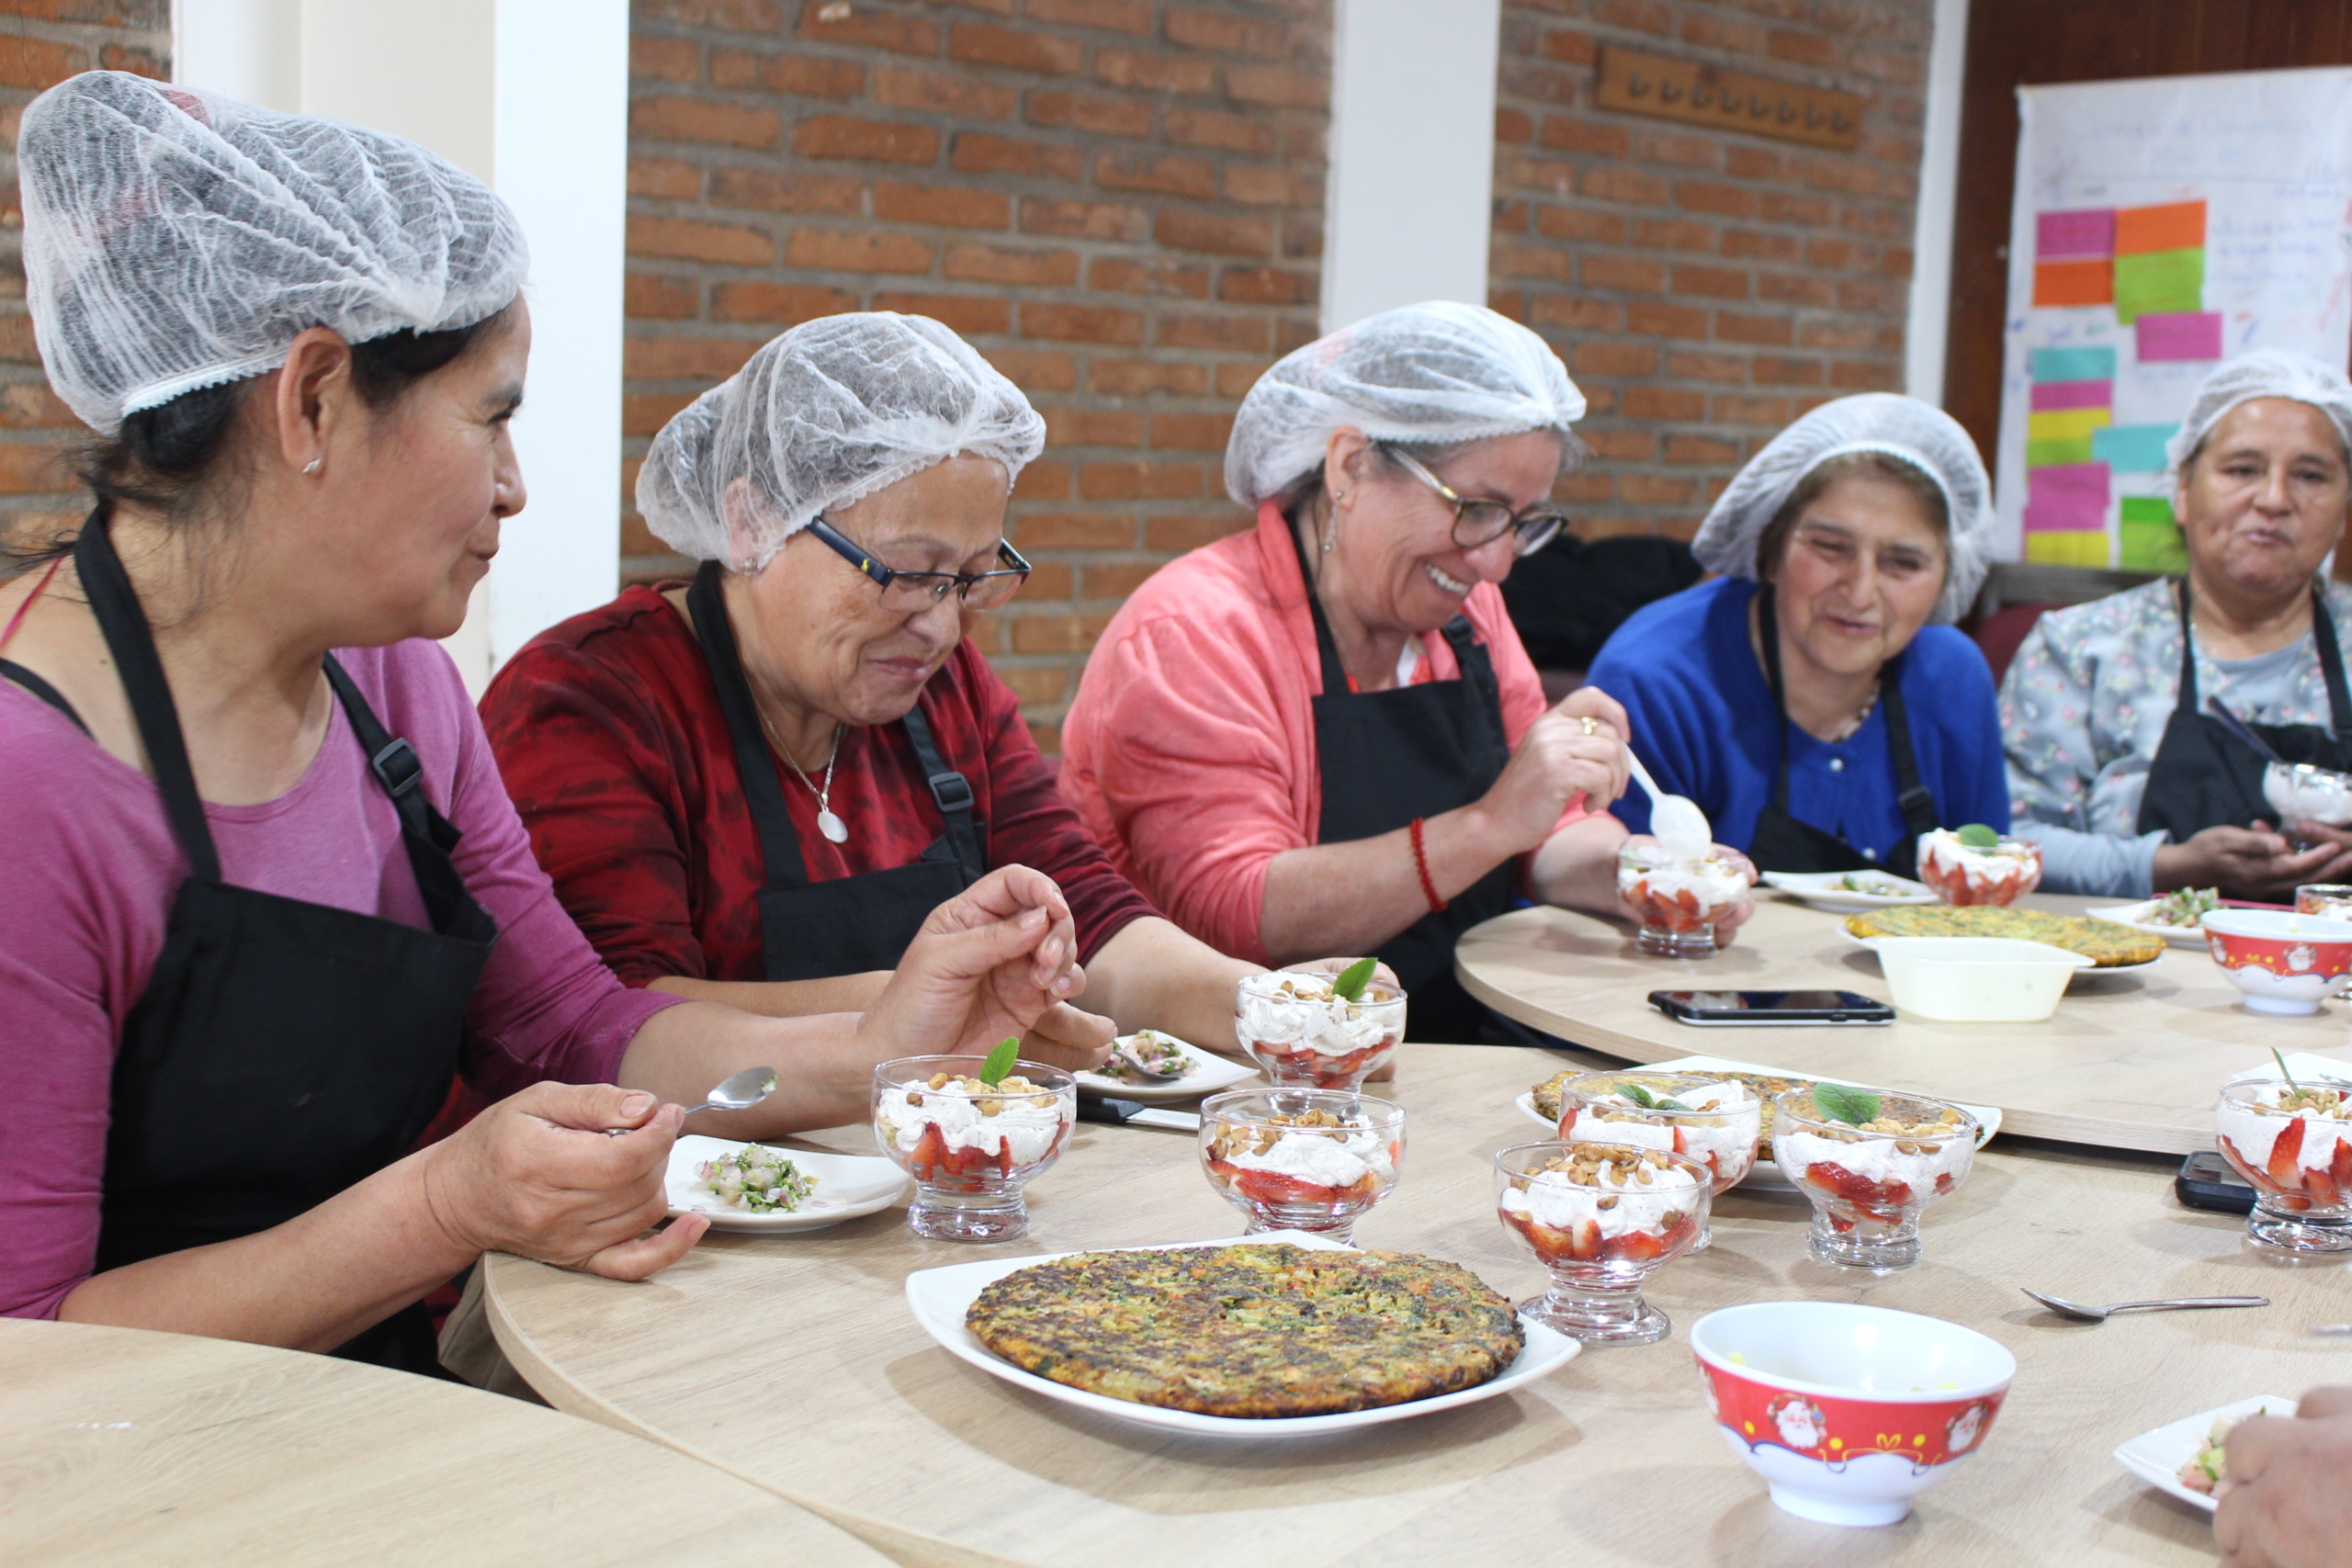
left=1103, top=1035, right=1189, bottom=1084
left=1623, top=746, right=1713, bottom=851
left=684, top=1066, right=778, bottom=1120
left=2022, top=1289, right=2269, bottom=1322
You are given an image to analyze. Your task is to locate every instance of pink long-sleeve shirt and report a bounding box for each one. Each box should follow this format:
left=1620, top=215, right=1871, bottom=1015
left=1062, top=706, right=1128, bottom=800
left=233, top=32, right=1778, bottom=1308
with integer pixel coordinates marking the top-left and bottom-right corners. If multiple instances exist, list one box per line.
left=0, top=638, right=681, bottom=1321
left=1058, top=502, right=1579, bottom=964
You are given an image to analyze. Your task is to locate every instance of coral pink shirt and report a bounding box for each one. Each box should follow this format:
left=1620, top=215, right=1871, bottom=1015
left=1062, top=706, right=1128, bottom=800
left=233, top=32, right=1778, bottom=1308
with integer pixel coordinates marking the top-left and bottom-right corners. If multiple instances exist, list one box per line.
left=1059, top=502, right=1579, bottom=964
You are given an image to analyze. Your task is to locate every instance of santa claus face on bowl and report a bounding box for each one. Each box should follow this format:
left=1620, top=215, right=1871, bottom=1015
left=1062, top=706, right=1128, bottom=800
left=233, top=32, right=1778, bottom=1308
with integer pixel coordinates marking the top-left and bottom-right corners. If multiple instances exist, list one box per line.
left=2201, top=909, right=2352, bottom=1015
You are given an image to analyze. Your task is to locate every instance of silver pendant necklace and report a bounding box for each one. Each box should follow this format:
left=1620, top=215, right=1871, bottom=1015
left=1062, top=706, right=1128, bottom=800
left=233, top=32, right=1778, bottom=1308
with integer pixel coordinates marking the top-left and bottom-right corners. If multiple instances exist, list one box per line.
left=761, top=709, right=848, bottom=843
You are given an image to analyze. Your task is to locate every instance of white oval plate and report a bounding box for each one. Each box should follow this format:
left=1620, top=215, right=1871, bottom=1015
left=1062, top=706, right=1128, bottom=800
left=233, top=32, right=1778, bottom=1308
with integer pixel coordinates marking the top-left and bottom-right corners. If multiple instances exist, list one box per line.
left=1841, top=925, right=2163, bottom=978
left=905, top=1232, right=1578, bottom=1438
left=1073, top=1032, right=1260, bottom=1103
left=1513, top=1056, right=2004, bottom=1192
left=1760, top=870, right=1938, bottom=910
left=2086, top=899, right=2213, bottom=949
left=2113, top=1394, right=2298, bottom=1512
left=665, top=1134, right=907, bottom=1234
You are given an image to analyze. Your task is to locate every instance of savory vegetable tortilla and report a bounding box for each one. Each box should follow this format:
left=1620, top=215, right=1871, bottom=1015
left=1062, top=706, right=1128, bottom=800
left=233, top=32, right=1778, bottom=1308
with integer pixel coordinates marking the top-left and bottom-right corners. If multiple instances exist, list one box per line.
left=1842, top=906, right=2165, bottom=966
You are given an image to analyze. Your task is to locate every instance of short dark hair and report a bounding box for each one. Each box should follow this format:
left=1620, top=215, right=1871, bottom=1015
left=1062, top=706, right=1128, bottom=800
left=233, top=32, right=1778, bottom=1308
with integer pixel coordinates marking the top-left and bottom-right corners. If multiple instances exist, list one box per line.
left=1754, top=449, right=1950, bottom=581
left=5, top=310, right=504, bottom=571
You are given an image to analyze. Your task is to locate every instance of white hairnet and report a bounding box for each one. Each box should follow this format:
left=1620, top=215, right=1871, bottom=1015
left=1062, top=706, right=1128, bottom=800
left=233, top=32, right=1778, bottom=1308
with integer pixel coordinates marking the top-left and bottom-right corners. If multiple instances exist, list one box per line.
left=17, top=72, right=526, bottom=435
left=2165, top=348, right=2352, bottom=478
left=1224, top=299, right=1587, bottom=506
left=639, top=312, right=1045, bottom=573
left=1691, top=393, right=1993, bottom=625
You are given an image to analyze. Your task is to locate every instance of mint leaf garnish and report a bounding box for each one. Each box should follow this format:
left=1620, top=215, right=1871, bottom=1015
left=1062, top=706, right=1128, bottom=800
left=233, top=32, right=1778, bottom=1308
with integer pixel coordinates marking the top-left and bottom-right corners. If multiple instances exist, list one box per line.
left=1813, top=1082, right=1881, bottom=1126
left=1330, top=956, right=1378, bottom=1003
left=1619, top=1080, right=1657, bottom=1109
left=979, top=1037, right=1019, bottom=1087
left=1954, top=823, right=1999, bottom=850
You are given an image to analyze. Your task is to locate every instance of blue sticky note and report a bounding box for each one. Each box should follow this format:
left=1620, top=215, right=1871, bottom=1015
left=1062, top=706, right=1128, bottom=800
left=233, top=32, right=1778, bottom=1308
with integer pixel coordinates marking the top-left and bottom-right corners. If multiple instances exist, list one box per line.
left=2031, top=345, right=2118, bottom=383
left=2091, top=423, right=2177, bottom=474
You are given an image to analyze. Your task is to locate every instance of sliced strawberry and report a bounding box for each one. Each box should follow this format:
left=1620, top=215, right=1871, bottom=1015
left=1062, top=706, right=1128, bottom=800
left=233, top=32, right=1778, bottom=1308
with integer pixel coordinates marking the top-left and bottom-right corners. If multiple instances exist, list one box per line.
left=909, top=1123, right=949, bottom=1182
left=1934, top=1172, right=1955, bottom=1195
left=2334, top=1135, right=2352, bottom=1198
left=1806, top=1161, right=1912, bottom=1219
left=1211, top=1159, right=1347, bottom=1208
left=2307, top=1167, right=2342, bottom=1207
left=1571, top=1218, right=1603, bottom=1261
left=2269, top=1117, right=2308, bottom=1190
left=1659, top=1210, right=1699, bottom=1251
left=1605, top=1228, right=1665, bottom=1262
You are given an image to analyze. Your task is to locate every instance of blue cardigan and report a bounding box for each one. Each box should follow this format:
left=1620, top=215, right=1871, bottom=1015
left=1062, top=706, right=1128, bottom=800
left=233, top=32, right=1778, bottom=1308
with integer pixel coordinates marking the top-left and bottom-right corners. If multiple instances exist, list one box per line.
left=1584, top=578, right=2008, bottom=863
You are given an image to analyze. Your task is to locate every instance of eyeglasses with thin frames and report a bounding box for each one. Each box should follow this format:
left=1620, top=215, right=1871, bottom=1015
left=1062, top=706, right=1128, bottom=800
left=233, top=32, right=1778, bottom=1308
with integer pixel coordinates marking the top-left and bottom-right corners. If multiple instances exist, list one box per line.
left=1378, top=444, right=1568, bottom=557
left=806, top=517, right=1033, bottom=612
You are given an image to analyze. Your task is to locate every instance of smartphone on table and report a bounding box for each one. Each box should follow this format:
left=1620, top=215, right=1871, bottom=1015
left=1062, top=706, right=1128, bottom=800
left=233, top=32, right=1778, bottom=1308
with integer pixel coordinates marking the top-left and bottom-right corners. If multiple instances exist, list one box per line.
left=2175, top=1151, right=2256, bottom=1214
left=1648, top=989, right=1895, bottom=1026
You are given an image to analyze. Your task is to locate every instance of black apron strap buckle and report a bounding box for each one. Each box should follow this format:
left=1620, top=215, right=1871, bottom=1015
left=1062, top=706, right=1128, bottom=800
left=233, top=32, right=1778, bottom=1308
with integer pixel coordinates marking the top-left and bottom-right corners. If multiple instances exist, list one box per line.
left=927, top=768, right=976, bottom=818
left=368, top=738, right=424, bottom=801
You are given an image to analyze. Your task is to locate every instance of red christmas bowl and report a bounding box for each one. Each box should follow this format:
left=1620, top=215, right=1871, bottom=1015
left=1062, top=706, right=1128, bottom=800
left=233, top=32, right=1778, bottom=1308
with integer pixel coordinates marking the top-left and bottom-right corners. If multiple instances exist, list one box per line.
left=1690, top=1302, right=2016, bottom=1528
left=2200, top=909, right=2352, bottom=1015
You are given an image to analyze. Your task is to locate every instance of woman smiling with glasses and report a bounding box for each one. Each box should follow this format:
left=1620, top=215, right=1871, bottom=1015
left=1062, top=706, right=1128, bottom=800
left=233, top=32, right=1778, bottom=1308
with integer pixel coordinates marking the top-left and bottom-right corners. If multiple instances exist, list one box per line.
left=481, top=313, right=1359, bottom=1060
left=1584, top=394, right=2008, bottom=878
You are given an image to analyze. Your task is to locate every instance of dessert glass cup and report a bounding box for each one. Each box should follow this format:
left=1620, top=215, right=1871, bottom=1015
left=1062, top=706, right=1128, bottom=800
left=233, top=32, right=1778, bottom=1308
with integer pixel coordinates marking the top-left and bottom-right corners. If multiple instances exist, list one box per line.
left=1917, top=832, right=2043, bottom=907
left=1198, top=1089, right=1406, bottom=1241
left=2215, top=1078, right=2352, bottom=1255
left=1493, top=1139, right=1712, bottom=1345
left=1556, top=1069, right=1760, bottom=1249
left=1616, top=841, right=1747, bottom=959
left=2265, top=761, right=2352, bottom=845
left=1771, top=1088, right=1977, bottom=1271
left=2297, top=884, right=2352, bottom=919
left=1232, top=970, right=1407, bottom=1089
left=871, top=1055, right=1075, bottom=1243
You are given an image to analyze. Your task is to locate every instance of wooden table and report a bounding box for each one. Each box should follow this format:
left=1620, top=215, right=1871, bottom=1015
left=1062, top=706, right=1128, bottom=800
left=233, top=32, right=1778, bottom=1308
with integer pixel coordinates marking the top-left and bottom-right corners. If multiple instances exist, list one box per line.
left=1455, top=893, right=2352, bottom=1156
left=0, top=1316, right=890, bottom=1567
left=482, top=1043, right=2352, bottom=1568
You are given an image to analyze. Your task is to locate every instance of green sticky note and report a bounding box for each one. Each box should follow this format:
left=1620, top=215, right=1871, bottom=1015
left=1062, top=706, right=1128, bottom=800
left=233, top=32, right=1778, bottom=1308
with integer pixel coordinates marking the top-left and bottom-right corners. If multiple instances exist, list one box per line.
left=2120, top=518, right=2189, bottom=573
left=2119, top=495, right=2175, bottom=524
left=2028, top=436, right=2097, bottom=467
left=2091, top=423, right=2177, bottom=474
left=2112, top=248, right=2203, bottom=324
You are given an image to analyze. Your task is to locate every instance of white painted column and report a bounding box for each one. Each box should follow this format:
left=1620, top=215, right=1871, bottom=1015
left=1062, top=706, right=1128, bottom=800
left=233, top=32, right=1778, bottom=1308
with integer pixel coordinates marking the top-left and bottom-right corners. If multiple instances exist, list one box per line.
left=1904, top=0, right=1971, bottom=405
left=1321, top=0, right=1502, bottom=333
left=173, top=0, right=628, bottom=694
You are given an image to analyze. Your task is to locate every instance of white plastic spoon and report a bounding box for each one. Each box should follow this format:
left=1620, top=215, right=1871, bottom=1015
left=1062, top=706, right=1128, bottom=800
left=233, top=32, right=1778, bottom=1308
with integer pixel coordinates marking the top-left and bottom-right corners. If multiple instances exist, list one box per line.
left=1622, top=746, right=1713, bottom=852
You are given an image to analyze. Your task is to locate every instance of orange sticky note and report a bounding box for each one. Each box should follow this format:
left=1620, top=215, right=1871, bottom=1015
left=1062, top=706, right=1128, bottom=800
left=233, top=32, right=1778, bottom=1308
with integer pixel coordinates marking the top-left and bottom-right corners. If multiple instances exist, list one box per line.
left=2115, top=200, right=2205, bottom=256
left=2033, top=258, right=2113, bottom=308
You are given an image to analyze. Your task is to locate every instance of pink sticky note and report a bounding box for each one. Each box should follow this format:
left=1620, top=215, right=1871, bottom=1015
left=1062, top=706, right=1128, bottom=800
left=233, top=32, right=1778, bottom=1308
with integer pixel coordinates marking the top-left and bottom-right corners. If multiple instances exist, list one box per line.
left=2030, top=379, right=2112, bottom=412
left=2037, top=208, right=2115, bottom=260
left=2136, top=310, right=2223, bottom=362
left=2023, top=461, right=2110, bottom=532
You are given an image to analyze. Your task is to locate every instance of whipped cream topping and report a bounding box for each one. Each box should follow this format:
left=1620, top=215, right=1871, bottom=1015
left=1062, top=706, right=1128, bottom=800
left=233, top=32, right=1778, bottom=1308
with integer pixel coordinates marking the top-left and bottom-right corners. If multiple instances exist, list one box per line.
left=1503, top=1163, right=1703, bottom=1240
left=1775, top=1126, right=1973, bottom=1196
left=1566, top=1080, right=1758, bottom=1180
left=2217, top=1085, right=2352, bottom=1174
left=876, top=1079, right=1068, bottom=1166
left=2266, top=764, right=2352, bottom=827
left=1222, top=1126, right=1396, bottom=1190
left=1917, top=829, right=2040, bottom=895
left=1618, top=860, right=1747, bottom=910
left=1236, top=974, right=1401, bottom=1060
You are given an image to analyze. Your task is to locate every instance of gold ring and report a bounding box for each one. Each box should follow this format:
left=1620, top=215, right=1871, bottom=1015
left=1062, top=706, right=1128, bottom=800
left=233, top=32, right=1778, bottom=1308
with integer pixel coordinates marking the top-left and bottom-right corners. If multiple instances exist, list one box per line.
left=1580, top=716, right=1600, bottom=736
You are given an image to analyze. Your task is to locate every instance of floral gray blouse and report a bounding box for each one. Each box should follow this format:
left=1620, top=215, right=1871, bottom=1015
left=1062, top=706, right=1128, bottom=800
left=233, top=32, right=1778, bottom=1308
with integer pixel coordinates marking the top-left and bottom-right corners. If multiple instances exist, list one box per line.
left=1998, top=576, right=2352, bottom=897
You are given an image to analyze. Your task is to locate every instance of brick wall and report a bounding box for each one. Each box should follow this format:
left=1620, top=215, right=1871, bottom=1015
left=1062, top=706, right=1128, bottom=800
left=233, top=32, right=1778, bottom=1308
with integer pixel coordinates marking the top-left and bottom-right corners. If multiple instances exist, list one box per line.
left=624, top=0, right=1331, bottom=749
left=1490, top=0, right=1931, bottom=542
left=0, top=2, right=168, bottom=551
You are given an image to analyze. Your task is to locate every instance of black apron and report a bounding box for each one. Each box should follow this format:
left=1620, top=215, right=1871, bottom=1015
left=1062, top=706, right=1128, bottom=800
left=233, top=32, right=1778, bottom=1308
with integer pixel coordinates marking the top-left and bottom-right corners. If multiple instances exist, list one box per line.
left=1747, top=588, right=1938, bottom=879
left=26, top=509, right=499, bottom=1376
left=2135, top=579, right=2352, bottom=891
left=687, top=562, right=986, bottom=981
left=1292, top=535, right=1514, bottom=1043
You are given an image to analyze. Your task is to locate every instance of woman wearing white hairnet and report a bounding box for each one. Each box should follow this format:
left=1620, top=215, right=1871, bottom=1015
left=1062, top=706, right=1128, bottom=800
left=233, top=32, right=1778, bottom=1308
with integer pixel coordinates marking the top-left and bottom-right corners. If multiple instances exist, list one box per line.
left=0, top=75, right=1079, bottom=1372
left=1059, top=302, right=1691, bottom=1043
left=2002, top=350, right=2352, bottom=898
left=482, top=313, right=1348, bottom=1059
left=1584, top=394, right=2008, bottom=876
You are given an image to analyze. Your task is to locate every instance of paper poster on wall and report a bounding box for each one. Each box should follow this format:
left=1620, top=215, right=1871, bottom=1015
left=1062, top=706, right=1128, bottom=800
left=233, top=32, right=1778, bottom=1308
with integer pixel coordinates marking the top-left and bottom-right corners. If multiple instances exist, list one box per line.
left=1995, top=69, right=2352, bottom=570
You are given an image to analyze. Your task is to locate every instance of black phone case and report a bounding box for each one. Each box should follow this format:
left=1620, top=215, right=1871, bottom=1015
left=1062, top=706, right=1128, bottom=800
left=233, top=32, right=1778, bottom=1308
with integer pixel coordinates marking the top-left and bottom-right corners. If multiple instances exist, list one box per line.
left=2176, top=1151, right=2257, bottom=1214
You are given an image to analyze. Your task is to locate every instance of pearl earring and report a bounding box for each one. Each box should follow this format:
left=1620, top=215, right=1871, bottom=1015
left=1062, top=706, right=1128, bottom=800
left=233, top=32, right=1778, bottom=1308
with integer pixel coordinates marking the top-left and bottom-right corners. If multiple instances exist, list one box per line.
left=302, top=457, right=322, bottom=476
left=1321, top=530, right=1335, bottom=555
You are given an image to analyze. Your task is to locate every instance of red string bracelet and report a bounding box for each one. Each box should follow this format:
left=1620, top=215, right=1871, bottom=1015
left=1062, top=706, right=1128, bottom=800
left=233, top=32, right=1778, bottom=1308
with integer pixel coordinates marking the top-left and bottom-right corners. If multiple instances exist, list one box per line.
left=1409, top=817, right=1445, bottom=913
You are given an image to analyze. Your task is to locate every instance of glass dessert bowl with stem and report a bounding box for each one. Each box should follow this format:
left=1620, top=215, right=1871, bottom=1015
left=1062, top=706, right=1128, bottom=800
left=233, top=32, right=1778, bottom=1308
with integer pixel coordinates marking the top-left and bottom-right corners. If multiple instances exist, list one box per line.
left=1556, top=1070, right=1760, bottom=1248
left=1232, top=969, right=1406, bottom=1089
left=1616, top=841, right=1750, bottom=959
left=1917, top=826, right=2041, bottom=907
left=1198, top=1088, right=1406, bottom=1240
left=1493, top=1140, right=1711, bottom=1345
left=871, top=1054, right=1075, bottom=1243
left=2215, top=1077, right=2352, bottom=1255
left=1772, top=1086, right=1976, bottom=1271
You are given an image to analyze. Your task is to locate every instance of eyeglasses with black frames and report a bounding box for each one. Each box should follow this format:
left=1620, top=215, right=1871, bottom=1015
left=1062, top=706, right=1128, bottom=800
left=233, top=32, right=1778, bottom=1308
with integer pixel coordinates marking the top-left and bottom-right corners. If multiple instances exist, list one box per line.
left=1377, top=443, right=1569, bottom=557
left=806, top=517, right=1033, bottom=612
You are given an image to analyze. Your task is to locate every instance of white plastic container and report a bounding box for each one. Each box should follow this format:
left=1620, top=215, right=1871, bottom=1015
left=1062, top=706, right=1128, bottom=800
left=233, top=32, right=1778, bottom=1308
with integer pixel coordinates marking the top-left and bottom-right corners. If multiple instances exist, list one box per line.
left=1866, top=937, right=2093, bottom=1022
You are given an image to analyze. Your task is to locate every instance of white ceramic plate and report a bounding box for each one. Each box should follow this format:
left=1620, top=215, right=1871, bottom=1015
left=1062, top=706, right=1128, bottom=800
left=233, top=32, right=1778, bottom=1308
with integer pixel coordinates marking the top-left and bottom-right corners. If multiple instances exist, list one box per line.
left=904, top=1231, right=1580, bottom=1438
left=2228, top=1053, right=2352, bottom=1086
left=2113, top=1394, right=2299, bottom=1512
left=1841, top=925, right=2164, bottom=978
left=2086, top=899, right=2212, bottom=949
left=1073, top=1032, right=1260, bottom=1104
left=665, top=1135, right=907, bottom=1234
left=1760, top=869, right=1938, bottom=910
left=1514, top=1056, right=2004, bottom=1193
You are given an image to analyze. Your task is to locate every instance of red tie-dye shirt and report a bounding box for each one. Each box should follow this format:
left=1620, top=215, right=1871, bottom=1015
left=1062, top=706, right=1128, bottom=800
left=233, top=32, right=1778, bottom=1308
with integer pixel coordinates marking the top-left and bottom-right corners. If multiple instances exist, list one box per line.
left=480, top=585, right=1157, bottom=986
